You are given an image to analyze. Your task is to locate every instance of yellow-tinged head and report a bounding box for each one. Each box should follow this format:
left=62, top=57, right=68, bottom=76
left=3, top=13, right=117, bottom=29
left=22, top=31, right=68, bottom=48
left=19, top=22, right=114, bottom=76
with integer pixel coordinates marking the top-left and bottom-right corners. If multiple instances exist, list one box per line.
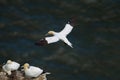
left=23, top=63, right=29, bottom=70
left=47, top=31, right=55, bottom=35
left=7, top=60, right=12, bottom=64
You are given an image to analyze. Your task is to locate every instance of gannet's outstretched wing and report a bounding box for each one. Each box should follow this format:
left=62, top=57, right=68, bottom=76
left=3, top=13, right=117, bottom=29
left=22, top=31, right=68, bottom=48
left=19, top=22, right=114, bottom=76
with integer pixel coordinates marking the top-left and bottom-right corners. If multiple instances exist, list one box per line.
left=45, top=36, right=59, bottom=44
left=60, top=23, right=73, bottom=36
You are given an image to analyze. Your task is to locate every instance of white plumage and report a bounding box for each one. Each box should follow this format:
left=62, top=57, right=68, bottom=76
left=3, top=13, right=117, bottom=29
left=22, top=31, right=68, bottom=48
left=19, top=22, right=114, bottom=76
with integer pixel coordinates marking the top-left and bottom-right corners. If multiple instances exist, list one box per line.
left=60, top=23, right=73, bottom=36
left=2, top=60, right=20, bottom=75
left=22, top=63, right=43, bottom=78
left=45, top=36, right=59, bottom=44
left=46, top=23, right=73, bottom=48
left=36, top=23, right=74, bottom=48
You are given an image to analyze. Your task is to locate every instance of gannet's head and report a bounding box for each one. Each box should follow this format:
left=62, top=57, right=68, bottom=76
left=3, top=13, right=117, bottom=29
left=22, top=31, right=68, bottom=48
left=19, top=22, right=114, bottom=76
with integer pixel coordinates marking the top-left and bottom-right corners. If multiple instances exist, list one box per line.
left=7, top=60, right=12, bottom=64
left=23, top=63, right=29, bottom=70
left=46, top=31, right=55, bottom=36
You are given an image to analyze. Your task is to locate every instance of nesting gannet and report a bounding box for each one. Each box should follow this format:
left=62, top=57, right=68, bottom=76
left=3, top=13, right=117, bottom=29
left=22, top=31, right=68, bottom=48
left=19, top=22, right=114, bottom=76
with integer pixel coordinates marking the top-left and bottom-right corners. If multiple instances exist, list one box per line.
left=2, top=60, right=20, bottom=75
left=22, top=63, right=43, bottom=78
left=35, top=22, right=74, bottom=48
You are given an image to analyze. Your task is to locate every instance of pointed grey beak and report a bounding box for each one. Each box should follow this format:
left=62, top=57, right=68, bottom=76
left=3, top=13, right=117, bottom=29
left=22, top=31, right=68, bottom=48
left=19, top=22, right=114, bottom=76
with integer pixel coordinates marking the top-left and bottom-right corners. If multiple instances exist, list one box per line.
left=21, top=65, right=24, bottom=71
left=21, top=65, right=24, bottom=68
left=21, top=69, right=24, bottom=71
left=45, top=33, right=49, bottom=36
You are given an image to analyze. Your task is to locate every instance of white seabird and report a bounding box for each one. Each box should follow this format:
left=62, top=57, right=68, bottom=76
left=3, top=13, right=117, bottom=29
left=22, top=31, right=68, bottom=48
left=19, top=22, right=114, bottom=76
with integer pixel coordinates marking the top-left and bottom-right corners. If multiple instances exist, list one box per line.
left=22, top=63, right=43, bottom=78
left=2, top=60, right=20, bottom=75
left=35, top=22, right=74, bottom=48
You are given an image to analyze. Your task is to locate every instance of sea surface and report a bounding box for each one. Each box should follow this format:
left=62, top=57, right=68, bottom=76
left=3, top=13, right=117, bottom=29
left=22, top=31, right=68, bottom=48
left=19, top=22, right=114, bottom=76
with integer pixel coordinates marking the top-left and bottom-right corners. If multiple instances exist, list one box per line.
left=0, top=0, right=120, bottom=80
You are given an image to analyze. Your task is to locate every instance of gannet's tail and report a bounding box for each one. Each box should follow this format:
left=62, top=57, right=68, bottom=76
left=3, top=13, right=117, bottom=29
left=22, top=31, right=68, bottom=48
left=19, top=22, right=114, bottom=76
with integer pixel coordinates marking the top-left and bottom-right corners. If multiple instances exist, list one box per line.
left=70, top=45, right=73, bottom=48
left=68, top=43, right=73, bottom=48
left=63, top=37, right=73, bottom=48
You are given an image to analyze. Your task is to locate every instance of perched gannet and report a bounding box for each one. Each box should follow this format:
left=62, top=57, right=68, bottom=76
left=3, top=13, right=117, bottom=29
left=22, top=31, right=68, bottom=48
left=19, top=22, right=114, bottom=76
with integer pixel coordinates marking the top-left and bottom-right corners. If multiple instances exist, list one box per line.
left=22, top=63, right=43, bottom=78
left=2, top=60, right=20, bottom=75
left=35, top=22, right=74, bottom=48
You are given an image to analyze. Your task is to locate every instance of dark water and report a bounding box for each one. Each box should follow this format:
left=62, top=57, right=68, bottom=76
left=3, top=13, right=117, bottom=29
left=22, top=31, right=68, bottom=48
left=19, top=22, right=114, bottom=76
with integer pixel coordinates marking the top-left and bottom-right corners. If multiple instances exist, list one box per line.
left=0, top=0, right=120, bottom=80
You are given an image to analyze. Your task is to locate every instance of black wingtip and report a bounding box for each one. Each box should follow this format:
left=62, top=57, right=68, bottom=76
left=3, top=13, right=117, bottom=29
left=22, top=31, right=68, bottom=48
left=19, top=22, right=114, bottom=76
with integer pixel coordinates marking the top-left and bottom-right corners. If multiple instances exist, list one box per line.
left=35, top=38, right=48, bottom=46
left=68, top=17, right=78, bottom=27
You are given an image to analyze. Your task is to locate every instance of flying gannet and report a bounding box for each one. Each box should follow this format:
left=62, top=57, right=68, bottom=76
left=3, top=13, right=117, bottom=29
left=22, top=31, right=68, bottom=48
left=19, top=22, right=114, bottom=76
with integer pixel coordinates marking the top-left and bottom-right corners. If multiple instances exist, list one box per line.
left=22, top=63, right=43, bottom=78
left=2, top=60, right=20, bottom=75
left=35, top=22, right=74, bottom=48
